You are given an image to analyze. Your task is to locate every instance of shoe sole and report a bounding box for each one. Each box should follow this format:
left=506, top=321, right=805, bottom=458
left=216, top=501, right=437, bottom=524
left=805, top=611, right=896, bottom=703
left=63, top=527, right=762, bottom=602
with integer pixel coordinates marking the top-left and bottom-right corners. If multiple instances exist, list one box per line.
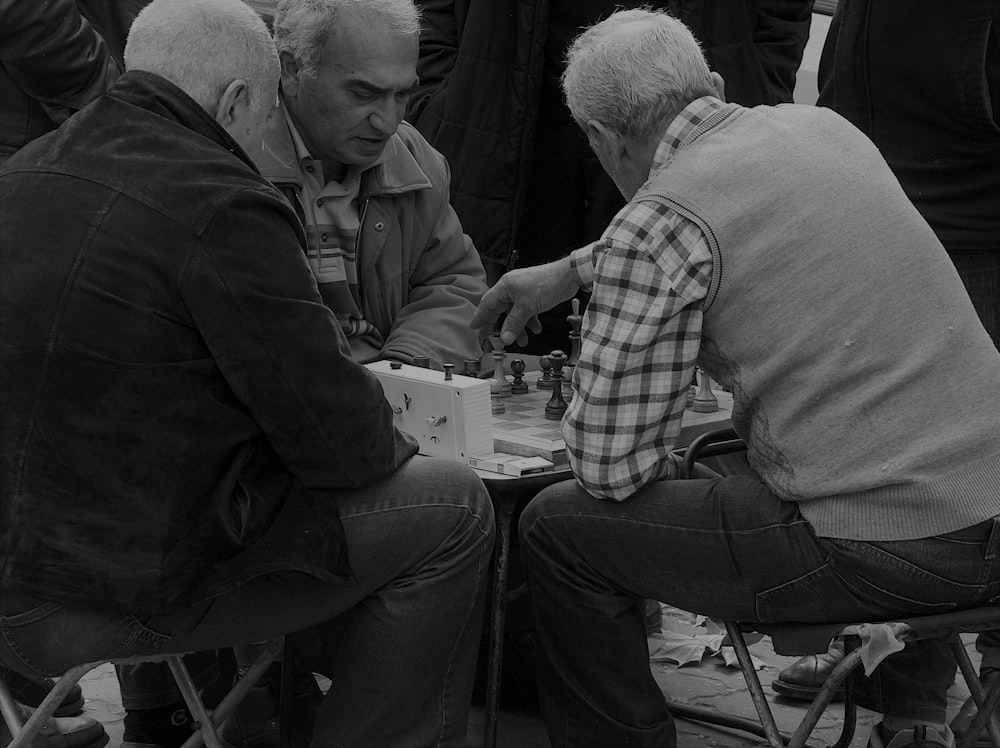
left=772, top=679, right=845, bottom=702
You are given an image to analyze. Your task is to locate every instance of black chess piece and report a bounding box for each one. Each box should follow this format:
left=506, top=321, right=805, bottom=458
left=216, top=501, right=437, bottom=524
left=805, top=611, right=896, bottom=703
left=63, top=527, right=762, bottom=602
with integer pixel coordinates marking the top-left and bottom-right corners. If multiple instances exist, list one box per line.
left=509, top=358, right=529, bottom=395
left=537, top=355, right=553, bottom=390
left=544, top=350, right=568, bottom=420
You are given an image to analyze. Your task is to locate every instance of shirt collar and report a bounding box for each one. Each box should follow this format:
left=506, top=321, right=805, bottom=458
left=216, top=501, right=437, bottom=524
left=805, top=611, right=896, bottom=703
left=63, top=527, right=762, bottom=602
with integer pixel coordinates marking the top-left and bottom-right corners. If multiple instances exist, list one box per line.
left=652, top=96, right=729, bottom=170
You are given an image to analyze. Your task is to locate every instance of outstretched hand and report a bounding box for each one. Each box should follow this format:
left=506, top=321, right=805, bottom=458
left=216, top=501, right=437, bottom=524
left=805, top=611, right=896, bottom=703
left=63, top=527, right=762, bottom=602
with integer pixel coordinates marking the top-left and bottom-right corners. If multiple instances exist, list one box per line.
left=471, top=257, right=580, bottom=347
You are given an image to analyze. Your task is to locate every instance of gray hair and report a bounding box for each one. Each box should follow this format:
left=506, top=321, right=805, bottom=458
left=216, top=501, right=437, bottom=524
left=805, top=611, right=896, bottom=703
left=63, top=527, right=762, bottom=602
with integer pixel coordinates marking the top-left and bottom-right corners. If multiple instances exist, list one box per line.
left=563, top=9, right=716, bottom=141
left=273, top=0, right=420, bottom=77
left=124, top=0, right=279, bottom=112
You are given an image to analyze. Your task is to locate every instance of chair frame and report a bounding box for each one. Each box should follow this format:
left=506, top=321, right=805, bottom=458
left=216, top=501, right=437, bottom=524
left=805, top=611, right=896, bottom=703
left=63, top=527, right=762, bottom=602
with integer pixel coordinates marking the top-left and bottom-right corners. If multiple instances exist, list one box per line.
left=0, top=638, right=284, bottom=748
left=672, top=428, right=1000, bottom=748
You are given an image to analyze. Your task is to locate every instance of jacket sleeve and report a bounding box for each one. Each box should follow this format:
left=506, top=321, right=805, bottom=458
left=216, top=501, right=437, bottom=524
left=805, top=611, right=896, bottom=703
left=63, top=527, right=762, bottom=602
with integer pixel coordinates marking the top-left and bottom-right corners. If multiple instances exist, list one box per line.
left=406, top=0, right=459, bottom=126
left=0, top=0, right=121, bottom=123
left=379, top=147, right=489, bottom=370
left=182, top=187, right=418, bottom=491
left=752, top=0, right=815, bottom=103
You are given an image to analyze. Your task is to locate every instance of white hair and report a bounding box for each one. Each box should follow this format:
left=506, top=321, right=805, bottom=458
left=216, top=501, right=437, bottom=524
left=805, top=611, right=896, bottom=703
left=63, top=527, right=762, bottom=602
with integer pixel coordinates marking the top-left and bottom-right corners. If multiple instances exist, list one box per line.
left=563, top=9, right=716, bottom=141
left=273, top=0, right=420, bottom=76
left=125, top=0, right=279, bottom=112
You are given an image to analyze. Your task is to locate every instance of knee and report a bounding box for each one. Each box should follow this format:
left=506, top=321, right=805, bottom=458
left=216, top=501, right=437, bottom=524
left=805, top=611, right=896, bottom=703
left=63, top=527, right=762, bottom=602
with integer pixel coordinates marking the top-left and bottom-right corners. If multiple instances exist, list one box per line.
left=420, top=457, right=495, bottom=544
left=517, top=480, right=575, bottom=554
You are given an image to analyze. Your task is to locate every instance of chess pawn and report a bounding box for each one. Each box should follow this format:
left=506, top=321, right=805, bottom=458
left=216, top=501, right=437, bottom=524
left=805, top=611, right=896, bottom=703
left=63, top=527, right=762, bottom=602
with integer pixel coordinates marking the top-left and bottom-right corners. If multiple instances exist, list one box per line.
left=544, top=350, right=569, bottom=421
left=537, top=355, right=554, bottom=390
left=491, top=346, right=511, bottom=397
left=490, top=378, right=506, bottom=415
left=509, top=358, right=529, bottom=395
left=692, top=368, right=719, bottom=413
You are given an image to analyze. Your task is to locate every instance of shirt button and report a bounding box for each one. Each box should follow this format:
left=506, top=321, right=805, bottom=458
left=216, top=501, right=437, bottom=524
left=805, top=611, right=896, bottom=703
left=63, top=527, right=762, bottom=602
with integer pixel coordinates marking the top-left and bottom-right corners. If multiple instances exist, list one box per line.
left=305, top=165, right=315, bottom=174
left=321, top=233, right=328, bottom=242
left=316, top=198, right=324, bottom=207
left=374, top=221, right=385, bottom=231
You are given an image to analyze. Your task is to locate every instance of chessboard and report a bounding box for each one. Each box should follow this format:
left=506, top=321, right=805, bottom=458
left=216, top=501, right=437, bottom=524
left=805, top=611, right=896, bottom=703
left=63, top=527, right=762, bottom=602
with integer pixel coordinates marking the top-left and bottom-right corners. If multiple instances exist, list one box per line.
left=489, top=368, right=733, bottom=469
left=492, top=371, right=570, bottom=466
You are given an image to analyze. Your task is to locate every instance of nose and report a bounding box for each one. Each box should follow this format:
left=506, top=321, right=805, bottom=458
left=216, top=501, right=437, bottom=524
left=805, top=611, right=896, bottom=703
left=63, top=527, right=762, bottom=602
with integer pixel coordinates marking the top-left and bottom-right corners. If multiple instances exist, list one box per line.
left=368, top=96, right=405, bottom=135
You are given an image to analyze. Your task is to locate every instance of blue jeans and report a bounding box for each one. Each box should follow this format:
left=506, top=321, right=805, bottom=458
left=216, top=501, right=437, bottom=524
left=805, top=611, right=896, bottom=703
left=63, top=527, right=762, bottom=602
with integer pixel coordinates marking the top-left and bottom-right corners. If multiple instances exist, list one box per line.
left=519, top=474, right=1000, bottom=748
left=0, top=456, right=494, bottom=747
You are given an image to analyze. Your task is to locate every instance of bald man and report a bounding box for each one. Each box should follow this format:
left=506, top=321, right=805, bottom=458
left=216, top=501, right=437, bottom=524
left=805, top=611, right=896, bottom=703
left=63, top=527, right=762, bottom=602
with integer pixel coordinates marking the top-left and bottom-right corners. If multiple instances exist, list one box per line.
left=0, top=1, right=494, bottom=746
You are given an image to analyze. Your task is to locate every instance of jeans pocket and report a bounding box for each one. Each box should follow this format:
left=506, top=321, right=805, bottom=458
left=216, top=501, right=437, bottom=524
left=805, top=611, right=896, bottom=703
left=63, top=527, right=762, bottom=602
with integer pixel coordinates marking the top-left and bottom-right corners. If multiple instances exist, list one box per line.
left=755, top=562, right=860, bottom=623
left=0, top=603, right=172, bottom=677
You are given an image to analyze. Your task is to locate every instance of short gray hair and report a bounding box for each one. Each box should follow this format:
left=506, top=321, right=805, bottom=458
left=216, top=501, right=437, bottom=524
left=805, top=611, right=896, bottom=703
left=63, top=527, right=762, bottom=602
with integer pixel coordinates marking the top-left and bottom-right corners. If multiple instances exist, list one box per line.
left=563, top=9, right=716, bottom=141
left=125, top=0, right=279, bottom=112
left=273, top=0, right=420, bottom=77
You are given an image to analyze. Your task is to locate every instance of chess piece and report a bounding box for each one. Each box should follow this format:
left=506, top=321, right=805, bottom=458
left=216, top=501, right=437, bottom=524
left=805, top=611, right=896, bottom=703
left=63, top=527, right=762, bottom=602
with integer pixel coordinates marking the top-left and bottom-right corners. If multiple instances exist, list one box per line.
left=509, top=358, right=529, bottom=395
left=490, top=378, right=505, bottom=415
left=692, top=367, right=719, bottom=413
left=537, top=355, right=554, bottom=390
left=491, top=345, right=511, bottom=397
left=545, top=350, right=569, bottom=420
left=566, top=297, right=583, bottom=368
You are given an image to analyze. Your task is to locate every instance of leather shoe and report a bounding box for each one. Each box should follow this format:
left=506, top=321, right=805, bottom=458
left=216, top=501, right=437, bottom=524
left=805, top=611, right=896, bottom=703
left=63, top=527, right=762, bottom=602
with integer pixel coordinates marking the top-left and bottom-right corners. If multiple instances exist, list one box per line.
left=772, top=639, right=845, bottom=702
left=950, top=670, right=999, bottom=748
left=0, top=703, right=108, bottom=748
left=0, top=665, right=84, bottom=717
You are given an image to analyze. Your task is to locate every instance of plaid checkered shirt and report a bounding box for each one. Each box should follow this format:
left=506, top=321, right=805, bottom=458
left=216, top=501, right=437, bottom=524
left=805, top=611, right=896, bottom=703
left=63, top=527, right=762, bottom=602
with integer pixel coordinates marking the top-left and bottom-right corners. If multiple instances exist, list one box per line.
left=565, top=96, right=724, bottom=500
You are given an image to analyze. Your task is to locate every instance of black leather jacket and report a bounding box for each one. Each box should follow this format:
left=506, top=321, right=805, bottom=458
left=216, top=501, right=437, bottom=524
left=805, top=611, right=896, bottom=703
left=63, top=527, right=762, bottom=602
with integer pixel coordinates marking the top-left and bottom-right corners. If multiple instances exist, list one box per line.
left=0, top=72, right=417, bottom=614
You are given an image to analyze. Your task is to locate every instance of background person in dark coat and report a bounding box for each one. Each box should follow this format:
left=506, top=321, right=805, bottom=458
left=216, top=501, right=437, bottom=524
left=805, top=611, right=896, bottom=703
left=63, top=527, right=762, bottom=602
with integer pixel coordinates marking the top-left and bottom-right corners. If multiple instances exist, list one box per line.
left=0, top=0, right=148, bottom=166
left=407, top=0, right=814, bottom=353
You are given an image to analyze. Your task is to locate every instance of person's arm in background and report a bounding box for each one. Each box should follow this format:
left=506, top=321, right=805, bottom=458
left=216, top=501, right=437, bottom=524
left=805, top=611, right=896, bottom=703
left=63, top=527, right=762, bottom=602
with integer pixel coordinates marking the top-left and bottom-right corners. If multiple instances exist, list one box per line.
left=752, top=0, right=815, bottom=102
left=406, top=0, right=459, bottom=125
left=0, top=0, right=121, bottom=124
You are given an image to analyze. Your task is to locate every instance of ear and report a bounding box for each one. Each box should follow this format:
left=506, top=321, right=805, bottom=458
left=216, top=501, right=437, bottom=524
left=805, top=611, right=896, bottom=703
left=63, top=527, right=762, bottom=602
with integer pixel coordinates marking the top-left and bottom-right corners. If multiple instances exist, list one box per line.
left=213, top=79, right=251, bottom=130
left=584, top=120, right=625, bottom=162
left=710, top=71, right=726, bottom=102
left=279, top=50, right=302, bottom=98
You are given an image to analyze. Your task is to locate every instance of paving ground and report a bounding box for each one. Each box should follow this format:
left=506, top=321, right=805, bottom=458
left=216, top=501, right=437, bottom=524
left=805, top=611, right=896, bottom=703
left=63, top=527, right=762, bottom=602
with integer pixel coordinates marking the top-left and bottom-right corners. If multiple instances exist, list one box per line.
left=77, top=606, right=979, bottom=747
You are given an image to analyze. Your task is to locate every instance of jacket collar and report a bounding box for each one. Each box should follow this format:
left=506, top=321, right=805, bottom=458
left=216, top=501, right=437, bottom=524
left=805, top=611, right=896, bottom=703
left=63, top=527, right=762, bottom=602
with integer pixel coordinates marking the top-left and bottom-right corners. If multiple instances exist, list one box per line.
left=255, top=95, right=432, bottom=198
left=110, top=70, right=260, bottom=173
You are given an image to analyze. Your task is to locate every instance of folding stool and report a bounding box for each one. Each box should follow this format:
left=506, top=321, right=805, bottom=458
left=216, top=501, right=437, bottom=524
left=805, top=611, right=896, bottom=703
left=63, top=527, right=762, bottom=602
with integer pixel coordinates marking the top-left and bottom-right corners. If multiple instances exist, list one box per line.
left=0, top=638, right=284, bottom=748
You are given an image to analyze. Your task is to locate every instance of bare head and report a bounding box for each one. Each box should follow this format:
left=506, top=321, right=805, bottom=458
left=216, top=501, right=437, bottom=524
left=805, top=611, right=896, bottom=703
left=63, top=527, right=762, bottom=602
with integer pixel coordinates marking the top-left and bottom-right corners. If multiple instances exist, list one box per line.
left=563, top=9, right=717, bottom=141
left=273, top=0, right=420, bottom=180
left=125, top=0, right=280, bottom=153
left=562, top=9, right=719, bottom=197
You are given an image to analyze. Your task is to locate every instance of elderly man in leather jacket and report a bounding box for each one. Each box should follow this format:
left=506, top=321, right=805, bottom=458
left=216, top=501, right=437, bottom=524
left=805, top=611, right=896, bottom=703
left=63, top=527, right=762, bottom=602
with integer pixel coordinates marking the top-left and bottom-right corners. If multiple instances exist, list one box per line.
left=0, top=2, right=494, bottom=747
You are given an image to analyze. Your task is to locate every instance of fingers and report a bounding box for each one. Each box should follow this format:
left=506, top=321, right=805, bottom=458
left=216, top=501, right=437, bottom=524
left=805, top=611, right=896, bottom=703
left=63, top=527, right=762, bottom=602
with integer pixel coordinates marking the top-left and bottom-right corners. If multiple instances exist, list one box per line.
left=470, top=282, right=511, bottom=336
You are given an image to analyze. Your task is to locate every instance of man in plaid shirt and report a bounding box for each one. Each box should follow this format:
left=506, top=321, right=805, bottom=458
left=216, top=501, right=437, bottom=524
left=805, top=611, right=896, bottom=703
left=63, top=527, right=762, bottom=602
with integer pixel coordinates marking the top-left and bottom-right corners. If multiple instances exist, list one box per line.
left=472, top=8, right=1000, bottom=748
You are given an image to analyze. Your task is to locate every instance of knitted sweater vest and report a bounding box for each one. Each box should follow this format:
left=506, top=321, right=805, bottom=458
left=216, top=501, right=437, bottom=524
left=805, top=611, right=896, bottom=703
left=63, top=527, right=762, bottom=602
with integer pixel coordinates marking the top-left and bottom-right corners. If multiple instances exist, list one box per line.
left=637, top=102, right=1000, bottom=540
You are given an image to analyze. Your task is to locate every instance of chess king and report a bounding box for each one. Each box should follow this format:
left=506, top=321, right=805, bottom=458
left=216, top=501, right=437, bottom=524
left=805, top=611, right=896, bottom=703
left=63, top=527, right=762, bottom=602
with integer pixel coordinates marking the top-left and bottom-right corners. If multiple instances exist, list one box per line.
left=471, top=8, right=1000, bottom=748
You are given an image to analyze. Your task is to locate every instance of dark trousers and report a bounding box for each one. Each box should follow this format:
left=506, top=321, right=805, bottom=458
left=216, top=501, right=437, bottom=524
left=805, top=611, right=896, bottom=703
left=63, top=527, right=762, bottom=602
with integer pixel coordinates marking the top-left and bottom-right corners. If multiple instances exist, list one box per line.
left=520, top=474, right=1000, bottom=747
